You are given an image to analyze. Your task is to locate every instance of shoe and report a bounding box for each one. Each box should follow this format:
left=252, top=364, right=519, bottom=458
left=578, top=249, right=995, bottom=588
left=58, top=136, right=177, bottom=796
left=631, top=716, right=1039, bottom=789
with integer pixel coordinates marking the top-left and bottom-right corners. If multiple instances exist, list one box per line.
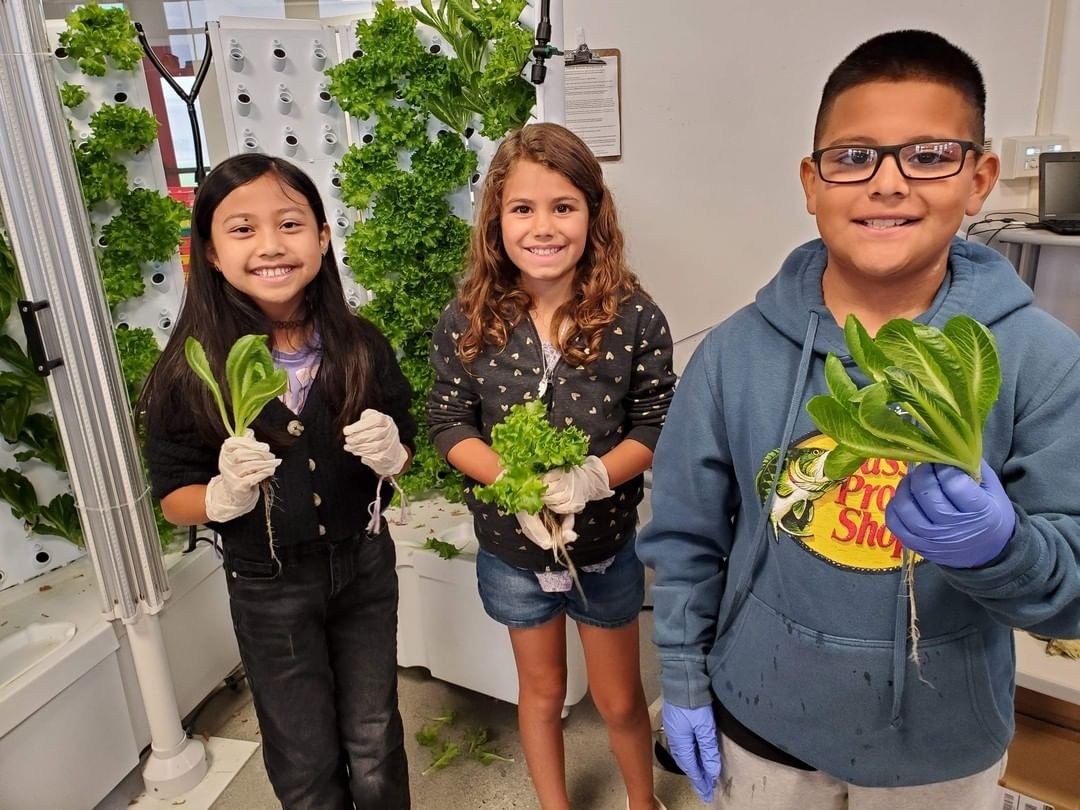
left=627, top=799, right=667, bottom=810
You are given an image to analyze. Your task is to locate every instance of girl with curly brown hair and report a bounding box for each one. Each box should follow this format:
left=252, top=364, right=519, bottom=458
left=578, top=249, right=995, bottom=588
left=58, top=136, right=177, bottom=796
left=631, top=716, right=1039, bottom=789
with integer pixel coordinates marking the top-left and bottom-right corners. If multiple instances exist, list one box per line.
left=428, top=123, right=675, bottom=810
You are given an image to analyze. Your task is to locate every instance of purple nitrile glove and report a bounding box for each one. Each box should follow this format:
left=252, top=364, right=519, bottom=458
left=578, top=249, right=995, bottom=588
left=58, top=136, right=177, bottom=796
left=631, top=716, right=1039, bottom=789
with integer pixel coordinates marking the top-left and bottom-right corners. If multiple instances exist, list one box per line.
left=661, top=702, right=722, bottom=803
left=885, top=460, right=1016, bottom=568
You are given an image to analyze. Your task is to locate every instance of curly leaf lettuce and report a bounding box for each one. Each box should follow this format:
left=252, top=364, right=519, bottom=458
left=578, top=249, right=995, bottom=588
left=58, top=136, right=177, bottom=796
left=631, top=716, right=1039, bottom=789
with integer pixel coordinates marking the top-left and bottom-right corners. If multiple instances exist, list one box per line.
left=474, top=400, right=588, bottom=515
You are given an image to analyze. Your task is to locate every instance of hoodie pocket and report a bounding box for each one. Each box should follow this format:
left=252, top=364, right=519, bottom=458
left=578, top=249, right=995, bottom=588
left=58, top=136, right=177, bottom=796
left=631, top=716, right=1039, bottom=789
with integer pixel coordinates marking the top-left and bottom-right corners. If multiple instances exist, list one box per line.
left=708, top=592, right=1010, bottom=784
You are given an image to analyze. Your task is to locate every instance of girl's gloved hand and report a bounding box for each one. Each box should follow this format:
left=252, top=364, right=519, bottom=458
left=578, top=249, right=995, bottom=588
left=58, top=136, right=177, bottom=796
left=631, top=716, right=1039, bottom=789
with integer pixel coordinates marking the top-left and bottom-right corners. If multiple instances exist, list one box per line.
left=885, top=460, right=1015, bottom=568
left=541, top=456, right=614, bottom=514
left=343, top=409, right=408, bottom=476
left=661, top=702, right=722, bottom=803
left=515, top=511, right=576, bottom=550
left=205, top=431, right=280, bottom=522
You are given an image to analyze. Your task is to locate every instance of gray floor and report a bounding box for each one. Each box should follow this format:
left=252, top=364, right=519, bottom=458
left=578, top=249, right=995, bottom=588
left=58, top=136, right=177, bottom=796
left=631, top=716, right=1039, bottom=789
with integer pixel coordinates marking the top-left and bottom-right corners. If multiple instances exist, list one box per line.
left=119, top=609, right=698, bottom=809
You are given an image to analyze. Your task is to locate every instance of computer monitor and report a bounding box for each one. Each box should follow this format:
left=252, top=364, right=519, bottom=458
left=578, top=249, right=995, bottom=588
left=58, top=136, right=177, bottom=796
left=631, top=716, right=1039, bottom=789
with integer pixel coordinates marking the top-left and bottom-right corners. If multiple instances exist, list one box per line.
left=1039, top=152, right=1080, bottom=224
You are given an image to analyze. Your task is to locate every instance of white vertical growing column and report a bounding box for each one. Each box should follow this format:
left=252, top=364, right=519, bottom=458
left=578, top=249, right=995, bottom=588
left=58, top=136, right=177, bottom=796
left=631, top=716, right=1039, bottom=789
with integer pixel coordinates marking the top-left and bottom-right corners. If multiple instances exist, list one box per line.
left=0, top=0, right=206, bottom=798
left=322, top=0, right=537, bottom=496
left=207, top=18, right=366, bottom=310
left=46, top=20, right=186, bottom=345
left=0, top=11, right=188, bottom=593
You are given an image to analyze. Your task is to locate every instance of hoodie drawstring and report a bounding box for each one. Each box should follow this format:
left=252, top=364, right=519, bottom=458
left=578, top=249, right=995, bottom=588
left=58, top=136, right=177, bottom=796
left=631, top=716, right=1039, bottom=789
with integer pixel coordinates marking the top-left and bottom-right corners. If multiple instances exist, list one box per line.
left=890, top=548, right=914, bottom=728
left=718, top=312, right=820, bottom=637
left=715, top=309, right=910, bottom=730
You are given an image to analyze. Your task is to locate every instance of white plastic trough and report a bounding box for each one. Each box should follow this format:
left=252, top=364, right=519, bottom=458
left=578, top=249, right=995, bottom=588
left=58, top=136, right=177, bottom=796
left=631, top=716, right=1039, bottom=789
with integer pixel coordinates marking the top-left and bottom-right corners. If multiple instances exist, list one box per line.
left=393, top=489, right=654, bottom=714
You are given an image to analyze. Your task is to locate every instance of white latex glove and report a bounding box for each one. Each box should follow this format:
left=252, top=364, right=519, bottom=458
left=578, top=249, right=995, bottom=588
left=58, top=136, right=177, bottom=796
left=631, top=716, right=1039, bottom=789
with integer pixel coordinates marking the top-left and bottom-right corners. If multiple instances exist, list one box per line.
left=541, top=456, right=614, bottom=515
left=343, top=409, right=408, bottom=476
left=204, top=432, right=281, bottom=522
left=515, top=511, right=577, bottom=550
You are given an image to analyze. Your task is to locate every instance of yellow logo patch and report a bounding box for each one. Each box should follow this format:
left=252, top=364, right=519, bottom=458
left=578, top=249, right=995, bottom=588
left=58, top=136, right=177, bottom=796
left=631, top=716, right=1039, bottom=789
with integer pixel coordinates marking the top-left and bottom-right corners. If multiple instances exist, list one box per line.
left=757, top=434, right=910, bottom=572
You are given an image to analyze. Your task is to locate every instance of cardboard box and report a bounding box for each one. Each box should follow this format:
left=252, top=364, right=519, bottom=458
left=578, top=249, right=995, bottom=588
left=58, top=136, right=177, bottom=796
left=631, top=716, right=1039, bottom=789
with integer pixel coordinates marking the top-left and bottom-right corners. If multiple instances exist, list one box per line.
left=1015, top=686, right=1080, bottom=733
left=998, top=713, right=1080, bottom=810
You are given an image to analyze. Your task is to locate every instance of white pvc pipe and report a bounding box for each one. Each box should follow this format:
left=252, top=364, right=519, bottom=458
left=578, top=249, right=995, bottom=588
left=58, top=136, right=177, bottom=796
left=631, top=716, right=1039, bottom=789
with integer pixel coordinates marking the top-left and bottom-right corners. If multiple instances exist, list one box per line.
left=128, top=610, right=208, bottom=797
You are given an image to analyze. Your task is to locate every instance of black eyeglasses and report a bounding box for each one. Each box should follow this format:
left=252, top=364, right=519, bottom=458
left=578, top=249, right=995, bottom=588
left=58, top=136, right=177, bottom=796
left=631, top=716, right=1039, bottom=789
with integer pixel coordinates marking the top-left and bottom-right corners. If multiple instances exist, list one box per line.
left=811, top=140, right=984, bottom=183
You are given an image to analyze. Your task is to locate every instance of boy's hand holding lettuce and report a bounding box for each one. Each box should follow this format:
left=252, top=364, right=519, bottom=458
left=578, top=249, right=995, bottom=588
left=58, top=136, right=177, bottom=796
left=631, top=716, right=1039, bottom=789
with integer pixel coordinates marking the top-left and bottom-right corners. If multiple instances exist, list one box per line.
left=185, top=335, right=287, bottom=527
left=806, top=313, right=1014, bottom=569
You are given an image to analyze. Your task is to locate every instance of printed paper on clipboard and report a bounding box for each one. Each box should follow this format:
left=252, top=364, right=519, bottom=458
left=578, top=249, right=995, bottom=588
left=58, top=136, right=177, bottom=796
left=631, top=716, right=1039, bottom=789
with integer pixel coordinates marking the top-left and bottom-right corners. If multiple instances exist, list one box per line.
left=564, top=46, right=621, bottom=160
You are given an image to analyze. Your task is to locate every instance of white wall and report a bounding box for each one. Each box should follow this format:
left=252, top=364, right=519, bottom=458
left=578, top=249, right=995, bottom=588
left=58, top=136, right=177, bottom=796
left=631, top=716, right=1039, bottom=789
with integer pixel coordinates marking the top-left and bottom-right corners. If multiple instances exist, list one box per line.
left=1051, top=0, right=1080, bottom=138
left=563, top=1, right=1068, bottom=360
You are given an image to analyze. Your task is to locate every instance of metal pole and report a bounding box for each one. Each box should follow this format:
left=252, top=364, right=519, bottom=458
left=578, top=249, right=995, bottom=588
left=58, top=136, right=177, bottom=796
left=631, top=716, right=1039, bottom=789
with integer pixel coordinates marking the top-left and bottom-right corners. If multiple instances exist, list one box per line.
left=533, top=0, right=564, bottom=124
left=0, top=0, right=206, bottom=797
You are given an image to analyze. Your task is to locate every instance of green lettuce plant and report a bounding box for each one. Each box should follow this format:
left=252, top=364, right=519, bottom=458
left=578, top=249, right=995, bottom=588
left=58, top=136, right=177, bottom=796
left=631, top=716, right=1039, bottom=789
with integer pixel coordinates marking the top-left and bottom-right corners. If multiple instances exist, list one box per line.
left=99, top=189, right=187, bottom=308
left=475, top=400, right=588, bottom=515
left=115, top=326, right=161, bottom=403
left=184, top=335, right=288, bottom=439
left=60, top=82, right=88, bottom=109
left=806, top=313, right=1002, bottom=659
left=185, top=335, right=287, bottom=541
left=409, top=0, right=534, bottom=138
left=806, top=314, right=1001, bottom=481
left=87, top=104, right=159, bottom=154
left=57, top=3, right=144, bottom=76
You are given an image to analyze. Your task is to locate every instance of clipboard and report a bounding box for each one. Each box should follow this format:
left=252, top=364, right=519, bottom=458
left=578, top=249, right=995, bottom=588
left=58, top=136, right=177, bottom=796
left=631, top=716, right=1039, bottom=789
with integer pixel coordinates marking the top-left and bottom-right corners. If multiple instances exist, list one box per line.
left=563, top=44, right=622, bottom=160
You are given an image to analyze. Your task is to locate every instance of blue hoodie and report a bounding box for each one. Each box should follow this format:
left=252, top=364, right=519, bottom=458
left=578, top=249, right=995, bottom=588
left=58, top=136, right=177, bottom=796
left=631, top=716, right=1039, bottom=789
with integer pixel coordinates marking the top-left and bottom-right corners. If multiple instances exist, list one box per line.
left=638, top=237, right=1080, bottom=787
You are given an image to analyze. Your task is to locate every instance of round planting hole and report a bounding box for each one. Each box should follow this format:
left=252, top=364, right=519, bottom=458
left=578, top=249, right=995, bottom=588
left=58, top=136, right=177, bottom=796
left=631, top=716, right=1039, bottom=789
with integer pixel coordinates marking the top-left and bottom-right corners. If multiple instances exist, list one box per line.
left=335, top=217, right=348, bottom=229
left=237, top=93, right=251, bottom=104
left=465, top=127, right=475, bottom=138
left=54, top=47, right=67, bottom=59
left=362, top=133, right=373, bottom=144
left=319, top=91, right=332, bottom=102
left=352, top=49, right=364, bottom=58
left=331, top=176, right=342, bottom=187
left=151, top=271, right=166, bottom=285
left=116, top=321, right=130, bottom=331
left=243, top=137, right=257, bottom=149
left=429, top=44, right=441, bottom=54
left=160, top=318, right=172, bottom=330
left=285, top=134, right=298, bottom=146
left=114, top=91, right=128, bottom=103
left=35, top=550, right=51, bottom=565
left=273, top=48, right=286, bottom=59
left=471, top=172, right=481, bottom=184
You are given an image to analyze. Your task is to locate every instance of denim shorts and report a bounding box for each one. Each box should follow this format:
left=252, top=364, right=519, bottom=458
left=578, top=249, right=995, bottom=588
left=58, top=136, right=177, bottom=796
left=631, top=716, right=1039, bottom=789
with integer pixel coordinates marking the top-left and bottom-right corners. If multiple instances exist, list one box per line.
left=475, top=538, right=644, bottom=629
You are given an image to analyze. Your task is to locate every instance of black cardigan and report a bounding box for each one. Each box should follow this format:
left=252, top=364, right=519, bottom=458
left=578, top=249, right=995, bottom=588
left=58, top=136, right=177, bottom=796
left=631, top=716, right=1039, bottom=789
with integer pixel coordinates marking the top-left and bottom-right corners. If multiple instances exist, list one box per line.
left=427, top=291, right=677, bottom=570
left=144, top=334, right=415, bottom=559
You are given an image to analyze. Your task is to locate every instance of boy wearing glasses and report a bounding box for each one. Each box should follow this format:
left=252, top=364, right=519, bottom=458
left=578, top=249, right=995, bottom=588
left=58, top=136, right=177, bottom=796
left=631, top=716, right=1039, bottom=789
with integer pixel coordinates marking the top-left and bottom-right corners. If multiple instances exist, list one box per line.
left=639, top=29, right=1080, bottom=809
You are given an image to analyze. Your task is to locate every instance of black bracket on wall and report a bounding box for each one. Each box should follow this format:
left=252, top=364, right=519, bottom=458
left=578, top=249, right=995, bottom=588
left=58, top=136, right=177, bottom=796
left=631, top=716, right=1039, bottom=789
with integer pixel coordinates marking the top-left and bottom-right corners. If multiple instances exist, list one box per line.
left=18, top=299, right=63, bottom=376
left=531, top=0, right=562, bottom=85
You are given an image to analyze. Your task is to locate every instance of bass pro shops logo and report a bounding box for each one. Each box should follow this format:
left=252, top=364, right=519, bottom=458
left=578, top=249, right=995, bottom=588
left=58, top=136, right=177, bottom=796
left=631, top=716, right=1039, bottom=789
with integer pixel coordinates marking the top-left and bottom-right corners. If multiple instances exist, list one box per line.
left=755, top=434, right=910, bottom=572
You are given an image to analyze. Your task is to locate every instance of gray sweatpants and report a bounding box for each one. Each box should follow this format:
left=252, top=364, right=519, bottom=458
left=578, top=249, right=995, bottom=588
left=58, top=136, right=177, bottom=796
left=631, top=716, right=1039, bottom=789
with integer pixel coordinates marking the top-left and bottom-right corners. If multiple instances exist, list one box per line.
left=713, top=733, right=1006, bottom=810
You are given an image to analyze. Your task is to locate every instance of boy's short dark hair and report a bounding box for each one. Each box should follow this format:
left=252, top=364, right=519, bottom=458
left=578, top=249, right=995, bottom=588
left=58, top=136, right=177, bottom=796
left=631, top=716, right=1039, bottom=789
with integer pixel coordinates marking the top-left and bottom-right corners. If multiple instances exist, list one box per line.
left=813, top=30, right=986, bottom=147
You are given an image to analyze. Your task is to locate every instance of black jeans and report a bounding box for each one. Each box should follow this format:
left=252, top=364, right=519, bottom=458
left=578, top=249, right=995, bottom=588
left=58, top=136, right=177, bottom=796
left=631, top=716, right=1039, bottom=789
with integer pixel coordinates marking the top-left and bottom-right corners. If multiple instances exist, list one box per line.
left=224, top=528, right=410, bottom=810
